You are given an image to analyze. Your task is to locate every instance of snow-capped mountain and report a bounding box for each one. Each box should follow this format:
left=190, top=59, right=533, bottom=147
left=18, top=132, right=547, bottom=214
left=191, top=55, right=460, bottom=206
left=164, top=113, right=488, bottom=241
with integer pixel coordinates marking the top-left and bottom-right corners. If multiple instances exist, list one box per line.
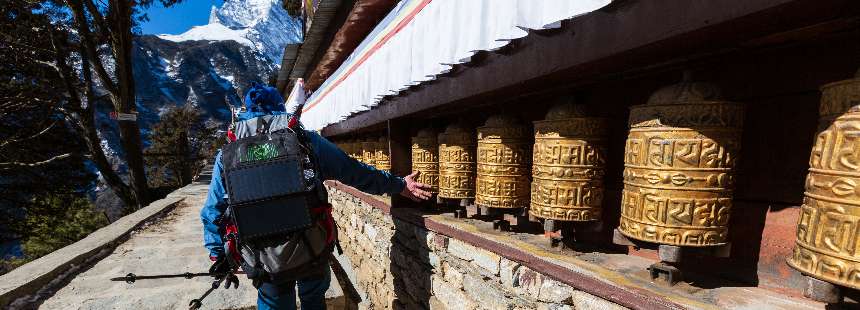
left=92, top=0, right=301, bottom=214
left=126, top=0, right=302, bottom=144
left=133, top=35, right=276, bottom=127
left=158, top=0, right=302, bottom=64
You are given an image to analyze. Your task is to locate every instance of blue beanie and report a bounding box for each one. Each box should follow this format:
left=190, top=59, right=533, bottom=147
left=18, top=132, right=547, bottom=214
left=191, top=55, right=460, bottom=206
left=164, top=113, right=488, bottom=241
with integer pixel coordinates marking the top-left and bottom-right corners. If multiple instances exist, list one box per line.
left=243, top=82, right=285, bottom=114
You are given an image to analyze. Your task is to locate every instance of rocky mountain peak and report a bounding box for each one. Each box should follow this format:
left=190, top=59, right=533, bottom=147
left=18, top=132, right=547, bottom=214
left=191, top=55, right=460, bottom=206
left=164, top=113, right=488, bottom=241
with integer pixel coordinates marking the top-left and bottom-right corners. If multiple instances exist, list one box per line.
left=159, top=0, right=301, bottom=64
left=208, top=5, right=220, bottom=24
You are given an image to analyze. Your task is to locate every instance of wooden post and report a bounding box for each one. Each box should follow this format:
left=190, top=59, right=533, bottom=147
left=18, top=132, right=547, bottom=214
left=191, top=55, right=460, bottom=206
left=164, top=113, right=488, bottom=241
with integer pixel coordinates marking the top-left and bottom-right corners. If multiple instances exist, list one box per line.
left=388, top=119, right=413, bottom=209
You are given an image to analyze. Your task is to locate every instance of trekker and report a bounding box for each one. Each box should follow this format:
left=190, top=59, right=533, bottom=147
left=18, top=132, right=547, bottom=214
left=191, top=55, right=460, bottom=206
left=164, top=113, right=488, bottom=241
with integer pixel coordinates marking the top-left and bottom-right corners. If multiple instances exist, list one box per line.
left=201, top=82, right=431, bottom=310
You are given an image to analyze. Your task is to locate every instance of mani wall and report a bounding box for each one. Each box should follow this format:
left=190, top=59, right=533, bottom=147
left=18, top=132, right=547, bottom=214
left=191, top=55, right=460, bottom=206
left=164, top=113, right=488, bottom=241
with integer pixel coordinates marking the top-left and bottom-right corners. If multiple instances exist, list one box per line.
left=326, top=33, right=860, bottom=306
left=327, top=183, right=629, bottom=310
left=325, top=181, right=823, bottom=310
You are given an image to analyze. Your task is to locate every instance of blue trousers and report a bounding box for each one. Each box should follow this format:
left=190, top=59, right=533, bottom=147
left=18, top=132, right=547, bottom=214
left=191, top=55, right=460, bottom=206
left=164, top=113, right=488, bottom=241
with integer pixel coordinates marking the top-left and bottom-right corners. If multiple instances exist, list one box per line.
left=257, top=271, right=331, bottom=310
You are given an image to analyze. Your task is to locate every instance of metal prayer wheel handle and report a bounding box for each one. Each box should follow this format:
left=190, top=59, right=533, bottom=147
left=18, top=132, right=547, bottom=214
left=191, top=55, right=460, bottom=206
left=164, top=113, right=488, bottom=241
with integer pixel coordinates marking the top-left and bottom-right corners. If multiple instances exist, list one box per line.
left=475, top=114, right=531, bottom=209
left=787, top=68, right=860, bottom=297
left=438, top=123, right=477, bottom=200
left=530, top=102, right=608, bottom=222
left=617, top=74, right=744, bottom=248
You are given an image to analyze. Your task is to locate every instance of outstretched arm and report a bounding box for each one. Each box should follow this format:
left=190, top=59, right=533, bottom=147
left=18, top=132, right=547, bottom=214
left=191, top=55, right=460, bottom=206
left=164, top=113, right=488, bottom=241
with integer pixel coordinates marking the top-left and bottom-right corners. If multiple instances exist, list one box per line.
left=307, top=130, right=431, bottom=200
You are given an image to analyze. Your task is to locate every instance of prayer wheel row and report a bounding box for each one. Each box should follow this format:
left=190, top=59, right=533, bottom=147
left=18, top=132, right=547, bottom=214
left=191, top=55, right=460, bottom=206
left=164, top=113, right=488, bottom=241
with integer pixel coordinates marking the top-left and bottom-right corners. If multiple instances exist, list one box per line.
left=411, top=105, right=609, bottom=221
left=403, top=75, right=745, bottom=247
left=350, top=67, right=860, bottom=293
left=338, top=137, right=390, bottom=172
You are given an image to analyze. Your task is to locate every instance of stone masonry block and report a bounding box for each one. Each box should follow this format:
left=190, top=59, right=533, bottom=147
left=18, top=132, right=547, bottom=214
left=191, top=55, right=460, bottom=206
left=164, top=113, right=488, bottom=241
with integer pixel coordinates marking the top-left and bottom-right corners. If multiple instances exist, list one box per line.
left=357, top=300, right=372, bottom=310
left=537, top=303, right=573, bottom=310
left=433, top=233, right=449, bottom=251
left=516, top=266, right=543, bottom=297
left=463, top=274, right=513, bottom=310
left=442, top=262, right=464, bottom=289
left=447, top=239, right=475, bottom=262
left=538, top=278, right=574, bottom=303
left=570, top=291, right=628, bottom=310
left=350, top=213, right=359, bottom=229
left=470, top=247, right=501, bottom=276
left=364, top=223, right=379, bottom=241
left=429, top=296, right=448, bottom=310
left=432, top=275, right=477, bottom=310
left=501, top=258, right=521, bottom=289
left=428, top=251, right=442, bottom=269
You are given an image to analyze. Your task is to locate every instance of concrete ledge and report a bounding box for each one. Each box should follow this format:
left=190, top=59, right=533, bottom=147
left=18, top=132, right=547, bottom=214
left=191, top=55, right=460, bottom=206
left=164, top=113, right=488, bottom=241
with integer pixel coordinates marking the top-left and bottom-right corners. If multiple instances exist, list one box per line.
left=0, top=193, right=185, bottom=307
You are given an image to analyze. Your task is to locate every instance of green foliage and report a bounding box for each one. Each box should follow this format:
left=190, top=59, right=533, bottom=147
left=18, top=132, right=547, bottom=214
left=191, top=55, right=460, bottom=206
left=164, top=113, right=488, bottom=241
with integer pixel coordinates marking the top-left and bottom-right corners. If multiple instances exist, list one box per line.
left=146, top=105, right=221, bottom=188
left=21, top=195, right=108, bottom=258
left=1, top=195, right=107, bottom=274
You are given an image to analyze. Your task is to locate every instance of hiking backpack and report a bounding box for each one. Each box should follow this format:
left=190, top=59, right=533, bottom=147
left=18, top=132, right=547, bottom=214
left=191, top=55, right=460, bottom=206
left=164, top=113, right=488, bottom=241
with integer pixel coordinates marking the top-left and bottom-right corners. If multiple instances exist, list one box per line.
left=219, top=114, right=336, bottom=286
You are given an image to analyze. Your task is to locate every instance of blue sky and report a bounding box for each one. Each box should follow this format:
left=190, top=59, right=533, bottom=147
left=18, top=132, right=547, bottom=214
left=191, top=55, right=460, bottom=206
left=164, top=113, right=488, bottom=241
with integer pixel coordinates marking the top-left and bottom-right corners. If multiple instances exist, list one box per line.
left=139, top=0, right=224, bottom=35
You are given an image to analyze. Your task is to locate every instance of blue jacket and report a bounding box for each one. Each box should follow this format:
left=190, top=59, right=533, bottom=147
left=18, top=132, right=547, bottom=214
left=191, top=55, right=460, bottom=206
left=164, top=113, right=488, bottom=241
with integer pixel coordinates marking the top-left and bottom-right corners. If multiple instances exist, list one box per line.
left=200, top=113, right=404, bottom=258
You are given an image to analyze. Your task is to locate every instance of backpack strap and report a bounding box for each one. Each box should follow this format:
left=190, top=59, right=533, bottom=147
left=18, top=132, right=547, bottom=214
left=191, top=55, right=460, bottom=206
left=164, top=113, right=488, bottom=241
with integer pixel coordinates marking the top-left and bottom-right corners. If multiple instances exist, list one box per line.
left=255, top=116, right=271, bottom=135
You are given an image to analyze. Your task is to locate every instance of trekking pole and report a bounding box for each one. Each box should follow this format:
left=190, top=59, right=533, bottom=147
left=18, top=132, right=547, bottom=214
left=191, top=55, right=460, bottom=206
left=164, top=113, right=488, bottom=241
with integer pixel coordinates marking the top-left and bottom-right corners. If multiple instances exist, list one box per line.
left=111, top=272, right=217, bottom=283
left=110, top=272, right=244, bottom=284
left=188, top=272, right=239, bottom=310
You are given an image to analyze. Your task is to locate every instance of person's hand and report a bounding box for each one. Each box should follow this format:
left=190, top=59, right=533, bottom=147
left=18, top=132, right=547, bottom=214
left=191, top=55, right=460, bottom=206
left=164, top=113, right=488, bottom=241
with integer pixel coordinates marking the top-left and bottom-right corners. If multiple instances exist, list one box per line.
left=209, top=255, right=240, bottom=288
left=209, top=255, right=231, bottom=277
left=400, top=171, right=432, bottom=202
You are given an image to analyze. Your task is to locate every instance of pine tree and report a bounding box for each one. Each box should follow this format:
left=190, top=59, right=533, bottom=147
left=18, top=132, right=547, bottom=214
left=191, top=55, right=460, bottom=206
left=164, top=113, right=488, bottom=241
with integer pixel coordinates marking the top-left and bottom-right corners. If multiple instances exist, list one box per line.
left=145, top=105, right=221, bottom=188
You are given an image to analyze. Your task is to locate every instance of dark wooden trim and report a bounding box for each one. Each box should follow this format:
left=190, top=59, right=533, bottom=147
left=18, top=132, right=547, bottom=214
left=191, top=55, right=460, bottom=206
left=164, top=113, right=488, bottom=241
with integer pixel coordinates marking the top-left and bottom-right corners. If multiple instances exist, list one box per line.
left=327, top=181, right=688, bottom=310
left=387, top=119, right=413, bottom=208
left=321, top=0, right=860, bottom=136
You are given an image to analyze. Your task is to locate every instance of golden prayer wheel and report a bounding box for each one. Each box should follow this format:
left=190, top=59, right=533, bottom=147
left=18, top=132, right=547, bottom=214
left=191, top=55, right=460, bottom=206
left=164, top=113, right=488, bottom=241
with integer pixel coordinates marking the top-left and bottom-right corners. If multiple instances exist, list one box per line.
left=531, top=103, right=608, bottom=221
left=438, top=123, right=477, bottom=200
left=347, top=139, right=362, bottom=161
left=412, top=129, right=439, bottom=194
left=361, top=138, right=377, bottom=167
left=476, top=115, right=532, bottom=209
left=375, top=136, right=391, bottom=172
left=618, top=76, right=744, bottom=247
left=788, top=67, right=860, bottom=289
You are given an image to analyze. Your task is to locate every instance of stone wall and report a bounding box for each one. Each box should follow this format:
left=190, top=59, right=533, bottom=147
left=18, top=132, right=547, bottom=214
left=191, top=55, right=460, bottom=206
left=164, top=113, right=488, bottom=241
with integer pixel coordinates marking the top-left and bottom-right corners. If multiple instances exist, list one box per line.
left=328, top=185, right=627, bottom=310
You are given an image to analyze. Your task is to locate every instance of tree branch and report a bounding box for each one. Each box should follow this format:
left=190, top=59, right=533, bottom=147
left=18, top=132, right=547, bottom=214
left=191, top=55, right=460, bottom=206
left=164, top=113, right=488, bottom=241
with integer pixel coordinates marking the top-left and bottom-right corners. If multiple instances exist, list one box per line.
left=66, top=0, right=118, bottom=95
left=0, top=153, right=72, bottom=170
left=0, top=121, right=59, bottom=149
left=83, top=0, right=110, bottom=39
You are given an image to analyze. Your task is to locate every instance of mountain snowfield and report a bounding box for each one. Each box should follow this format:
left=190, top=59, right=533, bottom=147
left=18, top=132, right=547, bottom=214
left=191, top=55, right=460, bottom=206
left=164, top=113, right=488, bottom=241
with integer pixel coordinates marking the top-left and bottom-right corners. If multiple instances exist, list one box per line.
left=157, top=0, right=301, bottom=64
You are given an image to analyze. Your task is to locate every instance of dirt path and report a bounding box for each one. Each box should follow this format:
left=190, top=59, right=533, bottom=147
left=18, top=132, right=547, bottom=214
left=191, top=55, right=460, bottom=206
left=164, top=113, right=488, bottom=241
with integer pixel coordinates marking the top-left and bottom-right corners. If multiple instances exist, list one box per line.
left=39, top=183, right=343, bottom=309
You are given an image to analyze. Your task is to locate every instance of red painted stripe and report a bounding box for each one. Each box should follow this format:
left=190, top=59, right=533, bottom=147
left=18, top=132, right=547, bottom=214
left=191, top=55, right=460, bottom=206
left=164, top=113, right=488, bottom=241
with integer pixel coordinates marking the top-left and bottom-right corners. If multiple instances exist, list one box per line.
left=303, top=0, right=433, bottom=113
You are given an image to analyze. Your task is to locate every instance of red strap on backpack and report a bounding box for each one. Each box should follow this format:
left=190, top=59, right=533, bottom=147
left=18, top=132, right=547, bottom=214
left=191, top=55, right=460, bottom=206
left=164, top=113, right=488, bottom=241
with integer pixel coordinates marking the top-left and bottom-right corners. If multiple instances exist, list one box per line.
left=223, top=221, right=242, bottom=265
left=310, top=203, right=335, bottom=244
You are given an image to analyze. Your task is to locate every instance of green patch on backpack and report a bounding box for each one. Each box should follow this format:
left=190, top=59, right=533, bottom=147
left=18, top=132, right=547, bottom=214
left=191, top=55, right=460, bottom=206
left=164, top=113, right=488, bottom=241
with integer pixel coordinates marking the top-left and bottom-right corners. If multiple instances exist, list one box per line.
left=240, top=143, right=280, bottom=163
